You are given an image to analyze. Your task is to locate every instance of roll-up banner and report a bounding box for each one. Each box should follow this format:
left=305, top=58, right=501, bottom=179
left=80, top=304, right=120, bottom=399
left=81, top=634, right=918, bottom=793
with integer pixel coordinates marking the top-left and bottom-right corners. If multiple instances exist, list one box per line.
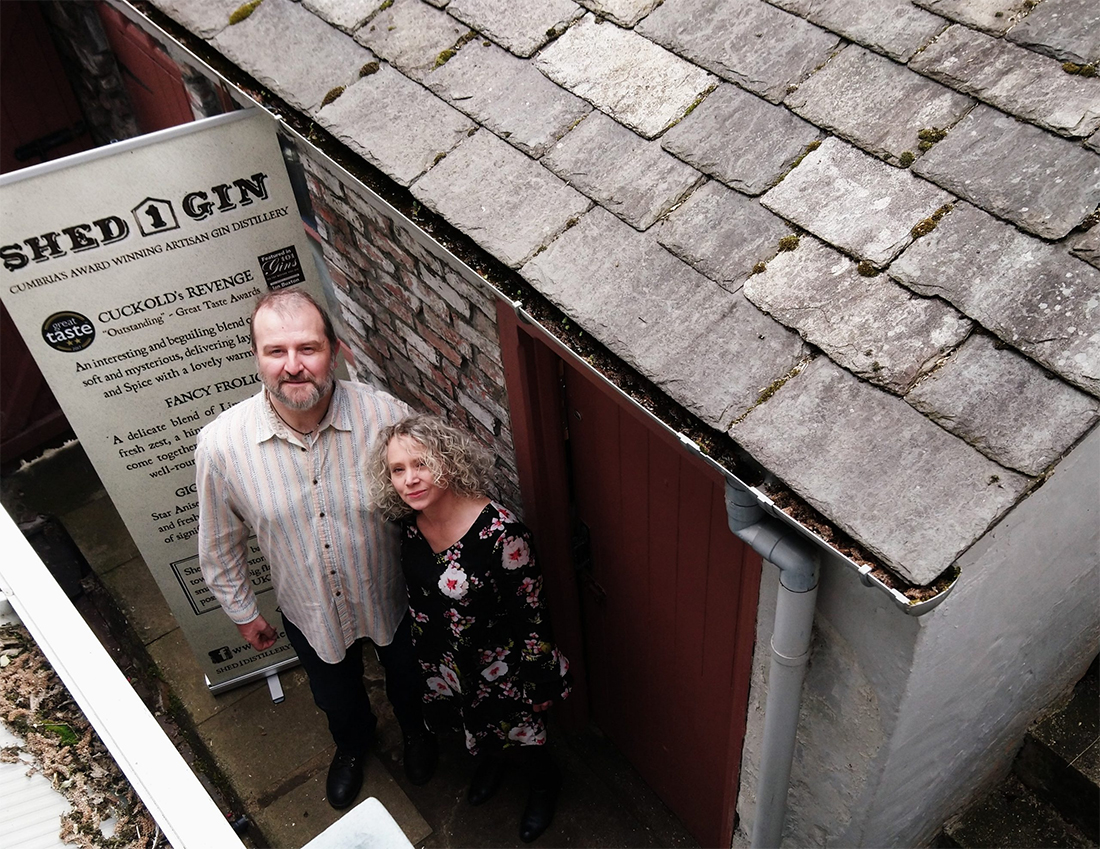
left=0, top=110, right=321, bottom=691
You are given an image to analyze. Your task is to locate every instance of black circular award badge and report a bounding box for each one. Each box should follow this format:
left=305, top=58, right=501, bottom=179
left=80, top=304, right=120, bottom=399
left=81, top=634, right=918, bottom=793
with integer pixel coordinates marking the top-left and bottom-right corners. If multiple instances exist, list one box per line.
left=41, top=311, right=96, bottom=353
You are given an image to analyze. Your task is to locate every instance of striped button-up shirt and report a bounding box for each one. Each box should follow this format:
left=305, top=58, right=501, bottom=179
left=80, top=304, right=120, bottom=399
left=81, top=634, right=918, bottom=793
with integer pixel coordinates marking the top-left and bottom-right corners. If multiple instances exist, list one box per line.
left=196, top=381, right=409, bottom=663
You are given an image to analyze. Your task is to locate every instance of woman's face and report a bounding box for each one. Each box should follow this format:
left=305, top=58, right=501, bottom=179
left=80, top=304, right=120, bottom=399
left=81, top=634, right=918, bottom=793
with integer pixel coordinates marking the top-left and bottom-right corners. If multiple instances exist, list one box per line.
left=387, top=435, right=445, bottom=512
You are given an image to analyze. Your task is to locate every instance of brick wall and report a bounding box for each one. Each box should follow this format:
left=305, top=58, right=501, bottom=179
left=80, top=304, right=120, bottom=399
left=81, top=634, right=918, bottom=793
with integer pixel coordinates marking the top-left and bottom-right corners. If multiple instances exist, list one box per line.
left=299, top=149, right=523, bottom=511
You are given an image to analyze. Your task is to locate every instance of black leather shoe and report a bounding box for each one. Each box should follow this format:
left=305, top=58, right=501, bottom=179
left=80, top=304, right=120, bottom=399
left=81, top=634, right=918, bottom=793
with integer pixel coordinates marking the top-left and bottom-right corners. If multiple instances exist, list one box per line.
left=519, top=765, right=562, bottom=843
left=467, top=755, right=506, bottom=806
left=403, top=730, right=438, bottom=786
left=326, top=750, right=365, bottom=810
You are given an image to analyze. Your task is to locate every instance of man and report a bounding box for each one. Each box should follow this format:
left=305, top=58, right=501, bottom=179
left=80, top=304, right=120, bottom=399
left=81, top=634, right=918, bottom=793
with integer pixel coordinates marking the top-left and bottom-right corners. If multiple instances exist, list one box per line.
left=195, top=289, right=436, bottom=810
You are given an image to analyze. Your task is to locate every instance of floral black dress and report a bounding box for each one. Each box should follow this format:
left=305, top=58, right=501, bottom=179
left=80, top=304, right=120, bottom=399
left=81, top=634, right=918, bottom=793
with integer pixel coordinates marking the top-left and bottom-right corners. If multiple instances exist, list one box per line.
left=401, top=501, right=571, bottom=755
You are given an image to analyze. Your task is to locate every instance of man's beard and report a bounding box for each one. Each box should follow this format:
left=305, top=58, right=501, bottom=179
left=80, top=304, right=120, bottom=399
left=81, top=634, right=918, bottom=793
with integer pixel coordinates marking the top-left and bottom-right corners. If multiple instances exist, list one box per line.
left=264, top=368, right=335, bottom=411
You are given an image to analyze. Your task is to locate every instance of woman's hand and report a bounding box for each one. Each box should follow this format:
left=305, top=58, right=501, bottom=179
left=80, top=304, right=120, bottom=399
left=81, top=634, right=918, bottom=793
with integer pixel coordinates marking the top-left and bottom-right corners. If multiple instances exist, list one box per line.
left=532, top=700, right=553, bottom=712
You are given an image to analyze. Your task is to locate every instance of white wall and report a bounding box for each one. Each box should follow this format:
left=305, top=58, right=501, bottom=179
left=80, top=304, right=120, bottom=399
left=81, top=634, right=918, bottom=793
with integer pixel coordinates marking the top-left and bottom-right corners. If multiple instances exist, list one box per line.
left=734, top=423, right=1099, bottom=847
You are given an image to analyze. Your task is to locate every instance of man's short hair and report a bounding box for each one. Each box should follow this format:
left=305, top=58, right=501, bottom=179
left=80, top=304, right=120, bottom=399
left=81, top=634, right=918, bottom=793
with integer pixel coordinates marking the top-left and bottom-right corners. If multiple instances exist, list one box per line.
left=249, top=289, right=338, bottom=352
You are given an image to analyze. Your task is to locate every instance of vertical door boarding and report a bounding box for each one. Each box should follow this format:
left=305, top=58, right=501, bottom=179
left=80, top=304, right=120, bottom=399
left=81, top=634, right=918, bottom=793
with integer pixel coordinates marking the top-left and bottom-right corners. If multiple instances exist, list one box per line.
left=498, top=305, right=761, bottom=848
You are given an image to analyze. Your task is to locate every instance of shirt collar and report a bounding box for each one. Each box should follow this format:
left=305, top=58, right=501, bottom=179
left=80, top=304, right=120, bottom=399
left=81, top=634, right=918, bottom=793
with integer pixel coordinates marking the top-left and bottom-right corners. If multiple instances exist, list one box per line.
left=254, top=381, right=350, bottom=444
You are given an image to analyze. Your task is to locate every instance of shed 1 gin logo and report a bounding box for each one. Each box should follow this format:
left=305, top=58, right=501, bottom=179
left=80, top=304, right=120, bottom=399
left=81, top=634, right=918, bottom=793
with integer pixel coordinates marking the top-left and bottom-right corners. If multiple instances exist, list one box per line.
left=42, top=311, right=95, bottom=352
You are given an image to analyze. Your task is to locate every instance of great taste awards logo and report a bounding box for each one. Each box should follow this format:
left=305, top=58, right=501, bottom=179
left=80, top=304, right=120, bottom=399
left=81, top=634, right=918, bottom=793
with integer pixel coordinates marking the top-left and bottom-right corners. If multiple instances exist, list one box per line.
left=41, top=310, right=95, bottom=352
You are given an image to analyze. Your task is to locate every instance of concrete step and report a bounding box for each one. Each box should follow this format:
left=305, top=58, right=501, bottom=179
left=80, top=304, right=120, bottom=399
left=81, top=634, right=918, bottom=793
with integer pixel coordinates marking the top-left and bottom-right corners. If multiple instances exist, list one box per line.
left=939, top=656, right=1099, bottom=849
left=1015, top=655, right=1099, bottom=843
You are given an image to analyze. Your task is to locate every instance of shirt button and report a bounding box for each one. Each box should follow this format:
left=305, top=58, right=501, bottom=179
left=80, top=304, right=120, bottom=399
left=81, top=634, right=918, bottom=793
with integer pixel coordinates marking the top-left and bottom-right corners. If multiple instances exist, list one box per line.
left=324, top=543, right=331, bottom=549
left=335, top=590, right=342, bottom=597
left=319, top=512, right=325, bottom=518
left=313, top=479, right=318, bottom=485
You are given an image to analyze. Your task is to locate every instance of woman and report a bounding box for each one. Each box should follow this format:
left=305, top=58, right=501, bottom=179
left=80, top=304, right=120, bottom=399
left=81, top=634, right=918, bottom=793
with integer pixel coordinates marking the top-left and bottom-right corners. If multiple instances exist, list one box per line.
left=370, top=414, right=572, bottom=843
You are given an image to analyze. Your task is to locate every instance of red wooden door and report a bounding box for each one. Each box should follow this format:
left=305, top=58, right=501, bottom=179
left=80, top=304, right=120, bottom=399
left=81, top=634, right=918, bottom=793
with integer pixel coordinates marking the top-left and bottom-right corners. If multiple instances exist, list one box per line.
left=564, top=362, right=761, bottom=849
left=96, top=4, right=194, bottom=134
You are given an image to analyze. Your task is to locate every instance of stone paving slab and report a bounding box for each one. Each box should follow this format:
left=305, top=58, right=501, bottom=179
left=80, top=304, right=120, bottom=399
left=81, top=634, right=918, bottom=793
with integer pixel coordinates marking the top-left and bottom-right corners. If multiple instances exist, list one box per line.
left=543, top=110, right=702, bottom=230
left=890, top=202, right=1100, bottom=397
left=61, top=493, right=141, bottom=571
left=577, top=0, right=662, bottom=27
left=100, top=556, right=178, bottom=645
left=656, top=180, right=793, bottom=288
left=1006, top=0, right=1100, bottom=65
left=411, top=129, right=592, bottom=267
left=149, top=0, right=237, bottom=38
left=1069, top=226, right=1100, bottom=269
left=911, top=104, right=1100, bottom=239
left=662, top=83, right=820, bottom=196
left=522, top=207, right=808, bottom=429
left=744, top=235, right=972, bottom=393
left=637, top=0, right=840, bottom=104
left=913, top=0, right=1033, bottom=35
left=906, top=333, right=1100, bottom=475
left=785, top=45, right=973, bottom=165
left=198, top=664, right=333, bottom=803
left=768, top=0, right=946, bottom=62
left=146, top=628, right=263, bottom=726
left=910, top=24, right=1100, bottom=138
left=761, top=137, right=954, bottom=266
left=318, top=65, right=474, bottom=186
left=425, top=38, right=591, bottom=157
left=447, top=0, right=584, bottom=58
left=355, top=0, right=469, bottom=82
left=535, top=14, right=715, bottom=139
left=211, top=0, right=373, bottom=112
left=303, top=0, right=385, bottom=33
left=729, top=356, right=1030, bottom=585
left=252, top=755, right=432, bottom=849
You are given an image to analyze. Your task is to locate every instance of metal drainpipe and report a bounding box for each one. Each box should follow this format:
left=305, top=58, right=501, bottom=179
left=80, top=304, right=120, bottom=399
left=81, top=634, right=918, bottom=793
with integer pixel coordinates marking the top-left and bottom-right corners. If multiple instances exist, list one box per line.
left=726, top=480, right=821, bottom=849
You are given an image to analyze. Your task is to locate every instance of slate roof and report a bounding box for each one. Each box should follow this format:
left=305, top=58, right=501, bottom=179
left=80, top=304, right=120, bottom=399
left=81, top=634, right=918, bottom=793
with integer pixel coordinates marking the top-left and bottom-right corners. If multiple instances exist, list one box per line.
left=152, top=0, right=1100, bottom=586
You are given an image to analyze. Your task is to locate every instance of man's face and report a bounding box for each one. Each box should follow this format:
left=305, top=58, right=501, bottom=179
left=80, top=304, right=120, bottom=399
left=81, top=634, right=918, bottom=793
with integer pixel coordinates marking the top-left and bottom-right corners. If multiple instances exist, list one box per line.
left=252, top=303, right=336, bottom=412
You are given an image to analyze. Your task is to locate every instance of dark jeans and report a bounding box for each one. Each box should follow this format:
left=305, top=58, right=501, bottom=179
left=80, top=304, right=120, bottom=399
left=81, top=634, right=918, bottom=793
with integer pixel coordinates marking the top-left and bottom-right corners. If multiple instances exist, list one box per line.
left=283, top=611, right=424, bottom=755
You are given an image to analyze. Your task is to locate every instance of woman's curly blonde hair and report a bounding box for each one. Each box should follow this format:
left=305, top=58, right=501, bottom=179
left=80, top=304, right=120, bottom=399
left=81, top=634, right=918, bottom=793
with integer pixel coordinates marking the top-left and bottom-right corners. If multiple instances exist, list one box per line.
left=369, top=414, right=494, bottom=520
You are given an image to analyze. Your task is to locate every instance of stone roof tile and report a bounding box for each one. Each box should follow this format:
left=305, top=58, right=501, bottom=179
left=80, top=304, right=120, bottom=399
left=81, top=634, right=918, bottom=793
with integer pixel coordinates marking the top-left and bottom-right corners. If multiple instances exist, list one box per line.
left=761, top=137, right=955, bottom=266
left=662, top=83, right=821, bottom=196
left=522, top=207, right=808, bottom=429
left=906, top=332, right=1100, bottom=475
left=1005, top=0, right=1100, bottom=65
left=889, top=202, right=1100, bottom=397
left=911, top=104, right=1100, bottom=239
left=153, top=0, right=237, bottom=38
left=636, top=0, right=841, bottom=103
left=656, top=181, right=794, bottom=288
left=768, top=0, right=946, bottom=62
left=909, top=23, right=1100, bottom=138
left=303, top=0, right=385, bottom=33
left=785, top=44, right=973, bottom=165
left=411, top=128, right=592, bottom=267
left=317, top=64, right=474, bottom=185
left=534, top=14, right=716, bottom=138
left=355, top=0, right=469, bottom=81
left=913, top=0, right=1034, bottom=36
left=730, top=356, right=1031, bottom=585
left=211, top=0, right=373, bottom=111
left=575, top=0, right=662, bottom=28
left=1069, top=226, right=1100, bottom=270
left=542, top=110, right=703, bottom=230
left=424, top=38, right=591, bottom=157
left=447, top=0, right=584, bottom=58
left=744, top=235, right=972, bottom=393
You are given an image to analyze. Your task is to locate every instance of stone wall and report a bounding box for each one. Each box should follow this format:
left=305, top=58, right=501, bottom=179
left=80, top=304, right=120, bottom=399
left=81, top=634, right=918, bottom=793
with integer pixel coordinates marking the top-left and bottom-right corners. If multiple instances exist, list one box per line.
left=299, top=149, right=523, bottom=510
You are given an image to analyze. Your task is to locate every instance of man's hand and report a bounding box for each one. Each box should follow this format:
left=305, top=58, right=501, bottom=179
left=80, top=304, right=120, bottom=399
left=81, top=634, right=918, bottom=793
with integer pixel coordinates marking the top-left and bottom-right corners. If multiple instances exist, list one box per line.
left=237, top=615, right=277, bottom=651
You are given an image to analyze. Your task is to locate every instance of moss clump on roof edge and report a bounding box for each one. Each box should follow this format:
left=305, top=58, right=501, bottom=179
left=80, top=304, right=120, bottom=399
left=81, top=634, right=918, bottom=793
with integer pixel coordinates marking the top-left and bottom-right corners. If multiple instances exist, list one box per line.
left=228, top=0, right=262, bottom=25
left=898, top=151, right=915, bottom=168
left=379, top=0, right=394, bottom=10
left=360, top=61, right=380, bottom=77
left=917, top=126, right=947, bottom=152
left=320, top=86, right=345, bottom=108
left=857, top=260, right=879, bottom=277
left=910, top=202, right=955, bottom=239
left=777, top=234, right=800, bottom=252
left=435, top=30, right=477, bottom=68
left=1063, top=62, right=1097, bottom=77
